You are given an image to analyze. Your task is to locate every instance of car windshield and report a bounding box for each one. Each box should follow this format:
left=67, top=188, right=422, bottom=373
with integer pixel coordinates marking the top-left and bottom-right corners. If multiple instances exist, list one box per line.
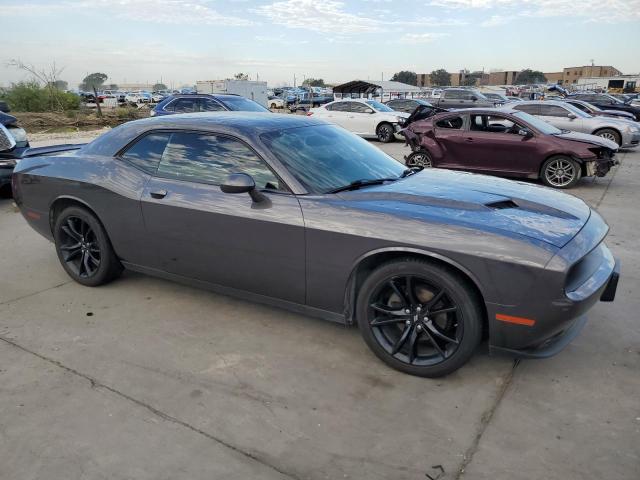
left=602, top=94, right=624, bottom=104
left=219, top=96, right=269, bottom=112
left=260, top=124, right=405, bottom=194
left=513, top=111, right=562, bottom=135
left=366, top=100, right=394, bottom=112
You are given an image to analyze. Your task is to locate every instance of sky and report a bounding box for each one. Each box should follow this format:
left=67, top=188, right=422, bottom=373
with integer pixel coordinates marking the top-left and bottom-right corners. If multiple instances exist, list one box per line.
left=1, top=0, right=639, bottom=89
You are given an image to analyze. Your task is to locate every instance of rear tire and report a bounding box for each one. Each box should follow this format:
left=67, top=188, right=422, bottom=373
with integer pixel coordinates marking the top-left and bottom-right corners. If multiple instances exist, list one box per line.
left=594, top=128, right=621, bottom=146
left=53, top=206, right=122, bottom=286
left=541, top=156, right=581, bottom=189
left=376, top=123, right=395, bottom=143
left=356, top=258, right=483, bottom=377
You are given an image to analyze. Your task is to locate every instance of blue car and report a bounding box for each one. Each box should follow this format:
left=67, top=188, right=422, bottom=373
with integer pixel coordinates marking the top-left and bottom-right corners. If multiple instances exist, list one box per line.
left=151, top=94, right=269, bottom=116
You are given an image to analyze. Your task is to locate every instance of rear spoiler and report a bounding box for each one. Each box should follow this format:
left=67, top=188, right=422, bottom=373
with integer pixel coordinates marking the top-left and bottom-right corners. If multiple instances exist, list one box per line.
left=20, top=143, right=86, bottom=158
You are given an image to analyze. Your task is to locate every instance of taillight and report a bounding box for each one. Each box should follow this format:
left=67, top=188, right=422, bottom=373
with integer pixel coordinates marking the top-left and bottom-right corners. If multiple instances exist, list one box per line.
left=306, top=112, right=313, bottom=116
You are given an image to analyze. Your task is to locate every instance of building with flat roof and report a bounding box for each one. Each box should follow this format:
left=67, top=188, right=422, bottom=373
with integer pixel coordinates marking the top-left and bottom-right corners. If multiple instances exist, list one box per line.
left=561, top=66, right=622, bottom=85
left=333, top=80, right=425, bottom=100
left=487, top=71, right=519, bottom=85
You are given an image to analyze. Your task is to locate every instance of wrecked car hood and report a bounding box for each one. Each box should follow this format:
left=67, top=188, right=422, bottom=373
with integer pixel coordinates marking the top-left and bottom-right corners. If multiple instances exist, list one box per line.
left=554, top=131, right=618, bottom=150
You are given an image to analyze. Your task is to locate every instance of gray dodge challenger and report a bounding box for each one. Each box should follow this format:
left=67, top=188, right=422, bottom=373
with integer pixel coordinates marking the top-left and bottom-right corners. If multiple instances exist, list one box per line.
left=11, top=113, right=620, bottom=377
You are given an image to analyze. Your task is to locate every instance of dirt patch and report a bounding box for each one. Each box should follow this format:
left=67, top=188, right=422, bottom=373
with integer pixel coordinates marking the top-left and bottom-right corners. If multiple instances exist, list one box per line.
left=13, top=108, right=150, bottom=133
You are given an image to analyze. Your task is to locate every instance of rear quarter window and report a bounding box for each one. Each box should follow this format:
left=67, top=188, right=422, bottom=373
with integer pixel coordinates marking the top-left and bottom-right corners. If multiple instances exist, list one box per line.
left=120, top=132, right=171, bottom=173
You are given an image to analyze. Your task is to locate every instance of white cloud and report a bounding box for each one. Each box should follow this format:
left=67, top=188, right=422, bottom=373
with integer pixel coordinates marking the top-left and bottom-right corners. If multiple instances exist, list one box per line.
left=481, top=15, right=510, bottom=27
left=428, top=0, right=640, bottom=22
left=3, top=0, right=255, bottom=26
left=398, top=32, right=449, bottom=44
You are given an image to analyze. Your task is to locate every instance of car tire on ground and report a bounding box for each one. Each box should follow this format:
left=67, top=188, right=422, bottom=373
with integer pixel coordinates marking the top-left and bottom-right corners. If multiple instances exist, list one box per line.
left=53, top=206, right=123, bottom=287
left=594, top=128, right=621, bottom=146
left=356, top=258, right=483, bottom=377
left=541, top=155, right=582, bottom=189
left=376, top=123, right=395, bottom=143
left=406, top=150, right=433, bottom=168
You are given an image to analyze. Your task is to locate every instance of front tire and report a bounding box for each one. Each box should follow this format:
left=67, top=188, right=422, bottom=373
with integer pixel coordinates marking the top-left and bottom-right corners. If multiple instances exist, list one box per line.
left=356, top=259, right=483, bottom=377
left=594, top=128, right=621, bottom=146
left=376, top=123, right=395, bottom=143
left=541, top=156, right=581, bottom=189
left=406, top=150, right=432, bottom=168
left=53, top=206, right=122, bottom=286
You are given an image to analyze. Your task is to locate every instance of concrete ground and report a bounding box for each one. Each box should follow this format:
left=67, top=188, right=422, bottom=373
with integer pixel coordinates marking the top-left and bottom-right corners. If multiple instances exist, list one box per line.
left=1, top=133, right=638, bottom=480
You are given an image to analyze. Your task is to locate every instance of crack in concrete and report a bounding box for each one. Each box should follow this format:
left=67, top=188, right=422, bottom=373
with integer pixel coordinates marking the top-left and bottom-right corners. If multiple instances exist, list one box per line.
left=0, top=335, right=301, bottom=480
left=0, top=280, right=73, bottom=306
left=454, top=359, right=520, bottom=479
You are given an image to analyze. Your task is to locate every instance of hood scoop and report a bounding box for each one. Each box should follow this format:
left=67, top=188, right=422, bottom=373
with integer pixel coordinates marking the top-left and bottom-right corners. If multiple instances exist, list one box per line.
left=486, top=199, right=519, bottom=210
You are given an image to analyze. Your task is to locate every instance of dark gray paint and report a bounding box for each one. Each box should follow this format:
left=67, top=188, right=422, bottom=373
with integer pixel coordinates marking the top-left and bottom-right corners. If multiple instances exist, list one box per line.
left=13, top=112, right=617, bottom=352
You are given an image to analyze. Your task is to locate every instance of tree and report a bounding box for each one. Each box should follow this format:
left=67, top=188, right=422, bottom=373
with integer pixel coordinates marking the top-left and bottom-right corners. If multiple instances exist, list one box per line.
left=153, top=83, right=168, bottom=91
left=80, top=72, right=108, bottom=91
left=429, top=69, right=450, bottom=86
left=462, top=71, right=484, bottom=87
left=390, top=71, right=417, bottom=86
left=47, top=80, right=68, bottom=90
left=302, top=78, right=325, bottom=87
left=515, top=69, right=547, bottom=84
left=7, top=59, right=77, bottom=111
left=234, top=73, right=249, bottom=80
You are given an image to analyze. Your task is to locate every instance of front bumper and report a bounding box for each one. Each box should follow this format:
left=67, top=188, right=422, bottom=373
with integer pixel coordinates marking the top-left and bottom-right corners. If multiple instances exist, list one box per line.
left=490, top=258, right=619, bottom=358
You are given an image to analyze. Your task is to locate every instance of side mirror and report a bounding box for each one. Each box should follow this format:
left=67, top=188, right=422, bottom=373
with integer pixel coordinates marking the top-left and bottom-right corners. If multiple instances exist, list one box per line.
left=220, top=173, right=265, bottom=203
left=518, top=128, right=533, bottom=138
left=366, top=108, right=374, bottom=114
left=567, top=113, right=577, bottom=119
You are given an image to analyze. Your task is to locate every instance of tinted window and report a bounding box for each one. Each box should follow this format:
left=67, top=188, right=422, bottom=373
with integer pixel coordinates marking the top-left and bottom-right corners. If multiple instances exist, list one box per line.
left=157, top=132, right=281, bottom=190
left=218, top=96, right=269, bottom=112
left=200, top=98, right=225, bottom=112
left=260, top=124, right=405, bottom=194
left=539, top=105, right=570, bottom=117
left=120, top=132, right=171, bottom=173
left=435, top=116, right=464, bottom=129
left=351, top=102, right=372, bottom=113
left=328, top=102, right=350, bottom=112
left=172, top=98, right=198, bottom=113
left=568, top=102, right=589, bottom=112
left=444, top=90, right=464, bottom=100
left=513, top=104, right=540, bottom=115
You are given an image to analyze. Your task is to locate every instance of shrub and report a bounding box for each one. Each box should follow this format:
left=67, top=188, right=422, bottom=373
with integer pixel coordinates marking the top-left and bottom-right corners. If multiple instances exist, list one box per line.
left=0, top=81, right=80, bottom=112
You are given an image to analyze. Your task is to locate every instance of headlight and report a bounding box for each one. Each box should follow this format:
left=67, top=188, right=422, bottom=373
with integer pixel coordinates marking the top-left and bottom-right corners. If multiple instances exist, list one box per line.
left=9, top=127, right=27, bottom=143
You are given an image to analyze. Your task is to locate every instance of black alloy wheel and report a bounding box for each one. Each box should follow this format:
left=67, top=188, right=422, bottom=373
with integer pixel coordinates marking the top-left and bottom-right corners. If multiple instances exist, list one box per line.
left=376, top=123, right=395, bottom=143
left=59, top=216, right=101, bottom=278
left=54, top=206, right=122, bottom=286
left=357, top=259, right=482, bottom=377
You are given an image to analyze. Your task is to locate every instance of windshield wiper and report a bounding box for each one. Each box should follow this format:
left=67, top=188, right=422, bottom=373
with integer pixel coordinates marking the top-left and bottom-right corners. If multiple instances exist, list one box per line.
left=400, top=167, right=421, bottom=178
left=326, top=177, right=398, bottom=194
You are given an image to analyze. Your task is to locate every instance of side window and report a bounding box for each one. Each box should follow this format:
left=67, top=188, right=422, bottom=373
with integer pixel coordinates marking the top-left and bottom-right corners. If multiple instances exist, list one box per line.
left=331, top=102, right=350, bottom=112
left=539, top=105, right=569, bottom=117
left=200, top=98, right=225, bottom=112
left=444, top=90, right=463, bottom=100
left=435, top=116, right=464, bottom=129
left=163, top=100, right=176, bottom=112
left=173, top=98, right=198, bottom=113
left=513, top=104, right=540, bottom=115
left=120, top=132, right=171, bottom=173
left=570, top=102, right=588, bottom=112
left=350, top=102, right=371, bottom=113
left=157, top=132, right=282, bottom=190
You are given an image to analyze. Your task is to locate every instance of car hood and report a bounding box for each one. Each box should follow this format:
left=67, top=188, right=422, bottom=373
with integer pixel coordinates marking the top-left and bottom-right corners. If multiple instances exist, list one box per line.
left=337, top=169, right=591, bottom=248
left=553, top=130, right=618, bottom=150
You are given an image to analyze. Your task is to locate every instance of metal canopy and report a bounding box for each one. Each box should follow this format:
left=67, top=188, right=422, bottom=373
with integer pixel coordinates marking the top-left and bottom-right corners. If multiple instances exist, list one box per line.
left=333, top=80, right=379, bottom=95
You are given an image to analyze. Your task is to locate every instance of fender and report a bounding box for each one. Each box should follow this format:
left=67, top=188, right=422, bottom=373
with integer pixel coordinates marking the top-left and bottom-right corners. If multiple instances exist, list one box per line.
left=342, top=246, right=489, bottom=324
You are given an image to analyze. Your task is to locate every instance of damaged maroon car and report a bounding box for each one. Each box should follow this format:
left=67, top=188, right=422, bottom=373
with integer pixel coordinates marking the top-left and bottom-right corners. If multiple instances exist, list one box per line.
left=402, top=108, right=618, bottom=189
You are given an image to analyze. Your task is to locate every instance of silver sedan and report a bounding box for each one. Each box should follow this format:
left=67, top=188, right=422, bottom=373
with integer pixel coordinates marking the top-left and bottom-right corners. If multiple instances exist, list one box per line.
left=501, top=100, right=640, bottom=148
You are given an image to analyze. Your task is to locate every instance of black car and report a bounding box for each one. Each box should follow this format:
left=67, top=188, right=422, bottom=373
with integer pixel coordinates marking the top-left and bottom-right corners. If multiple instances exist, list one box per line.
left=569, top=93, right=640, bottom=121
left=152, top=94, right=269, bottom=116
left=386, top=98, right=436, bottom=114
left=12, top=113, right=619, bottom=377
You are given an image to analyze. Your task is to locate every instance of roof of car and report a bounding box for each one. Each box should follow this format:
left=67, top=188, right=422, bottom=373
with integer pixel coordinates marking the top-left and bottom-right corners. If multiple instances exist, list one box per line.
left=126, top=111, right=326, bottom=131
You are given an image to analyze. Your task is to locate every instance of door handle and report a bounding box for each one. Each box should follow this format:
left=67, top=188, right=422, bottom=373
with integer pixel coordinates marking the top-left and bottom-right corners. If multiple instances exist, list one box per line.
left=150, top=189, right=167, bottom=199
left=465, top=137, right=474, bottom=142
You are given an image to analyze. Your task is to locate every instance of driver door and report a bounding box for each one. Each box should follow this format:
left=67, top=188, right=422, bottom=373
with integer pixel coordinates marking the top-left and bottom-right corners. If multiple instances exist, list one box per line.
left=139, top=130, right=306, bottom=304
